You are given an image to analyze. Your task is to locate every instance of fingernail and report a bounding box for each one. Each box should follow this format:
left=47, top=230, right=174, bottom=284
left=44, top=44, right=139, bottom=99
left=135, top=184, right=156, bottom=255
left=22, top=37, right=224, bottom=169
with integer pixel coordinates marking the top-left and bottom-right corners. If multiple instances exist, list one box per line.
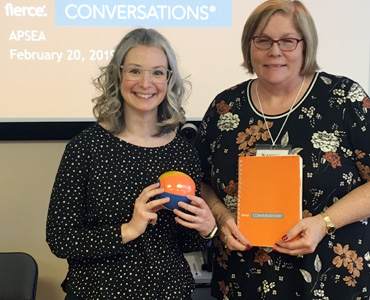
left=282, top=235, right=288, bottom=241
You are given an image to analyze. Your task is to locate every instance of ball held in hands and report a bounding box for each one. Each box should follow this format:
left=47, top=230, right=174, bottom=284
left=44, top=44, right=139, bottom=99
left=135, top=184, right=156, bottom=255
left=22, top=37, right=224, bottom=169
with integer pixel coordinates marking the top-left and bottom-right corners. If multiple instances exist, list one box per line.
left=157, top=171, right=195, bottom=210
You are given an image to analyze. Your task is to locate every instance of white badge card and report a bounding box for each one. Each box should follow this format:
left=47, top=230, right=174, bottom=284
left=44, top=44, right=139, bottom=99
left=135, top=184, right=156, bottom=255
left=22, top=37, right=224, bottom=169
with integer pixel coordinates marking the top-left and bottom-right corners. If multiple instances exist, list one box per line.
left=255, top=144, right=292, bottom=157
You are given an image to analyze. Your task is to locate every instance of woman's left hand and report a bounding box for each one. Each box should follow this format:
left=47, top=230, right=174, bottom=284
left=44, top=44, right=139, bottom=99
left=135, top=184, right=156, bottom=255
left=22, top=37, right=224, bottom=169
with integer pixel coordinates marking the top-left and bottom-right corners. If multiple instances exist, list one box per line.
left=173, top=194, right=216, bottom=236
left=274, top=214, right=326, bottom=256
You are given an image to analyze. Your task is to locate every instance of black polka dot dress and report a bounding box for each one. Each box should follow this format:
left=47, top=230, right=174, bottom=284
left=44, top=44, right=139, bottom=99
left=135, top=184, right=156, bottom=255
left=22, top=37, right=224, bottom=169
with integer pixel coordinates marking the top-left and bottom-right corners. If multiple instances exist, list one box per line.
left=46, top=123, right=207, bottom=299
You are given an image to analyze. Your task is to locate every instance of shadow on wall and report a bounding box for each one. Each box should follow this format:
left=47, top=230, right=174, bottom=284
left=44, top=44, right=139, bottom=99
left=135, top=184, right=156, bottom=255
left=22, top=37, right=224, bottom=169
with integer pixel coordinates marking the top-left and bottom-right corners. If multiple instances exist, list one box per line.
left=37, top=278, right=65, bottom=300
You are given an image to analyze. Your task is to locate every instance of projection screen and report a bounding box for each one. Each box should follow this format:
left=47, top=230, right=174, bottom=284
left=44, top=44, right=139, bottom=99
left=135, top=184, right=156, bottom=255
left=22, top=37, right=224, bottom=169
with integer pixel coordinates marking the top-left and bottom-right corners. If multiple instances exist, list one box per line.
left=1, top=0, right=369, bottom=139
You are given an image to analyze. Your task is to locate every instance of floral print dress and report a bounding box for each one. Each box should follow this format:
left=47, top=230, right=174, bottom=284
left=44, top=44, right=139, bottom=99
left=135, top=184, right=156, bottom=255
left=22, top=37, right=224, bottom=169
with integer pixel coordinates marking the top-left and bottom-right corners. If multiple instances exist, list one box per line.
left=194, top=72, right=370, bottom=300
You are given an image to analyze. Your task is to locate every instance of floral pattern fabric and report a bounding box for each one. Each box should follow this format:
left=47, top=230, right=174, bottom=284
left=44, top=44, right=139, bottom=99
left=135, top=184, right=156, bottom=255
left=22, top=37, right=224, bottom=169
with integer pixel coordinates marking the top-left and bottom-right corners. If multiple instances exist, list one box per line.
left=194, top=72, right=370, bottom=300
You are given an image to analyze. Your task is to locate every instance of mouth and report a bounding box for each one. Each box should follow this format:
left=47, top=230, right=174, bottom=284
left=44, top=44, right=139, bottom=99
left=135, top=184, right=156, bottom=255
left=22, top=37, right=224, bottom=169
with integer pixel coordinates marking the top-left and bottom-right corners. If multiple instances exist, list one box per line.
left=264, top=64, right=286, bottom=68
left=135, top=92, right=155, bottom=99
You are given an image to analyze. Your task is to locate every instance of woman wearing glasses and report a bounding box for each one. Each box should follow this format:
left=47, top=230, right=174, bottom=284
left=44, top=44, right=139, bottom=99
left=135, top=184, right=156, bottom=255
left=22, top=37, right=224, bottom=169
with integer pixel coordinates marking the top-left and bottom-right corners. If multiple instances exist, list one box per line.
left=46, top=28, right=216, bottom=300
left=194, top=0, right=370, bottom=299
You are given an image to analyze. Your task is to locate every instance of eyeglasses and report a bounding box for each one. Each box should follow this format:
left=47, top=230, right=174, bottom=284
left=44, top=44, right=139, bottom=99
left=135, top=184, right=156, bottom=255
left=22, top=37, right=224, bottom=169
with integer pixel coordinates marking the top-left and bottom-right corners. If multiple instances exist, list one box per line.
left=252, top=36, right=304, bottom=51
left=121, top=65, right=172, bottom=84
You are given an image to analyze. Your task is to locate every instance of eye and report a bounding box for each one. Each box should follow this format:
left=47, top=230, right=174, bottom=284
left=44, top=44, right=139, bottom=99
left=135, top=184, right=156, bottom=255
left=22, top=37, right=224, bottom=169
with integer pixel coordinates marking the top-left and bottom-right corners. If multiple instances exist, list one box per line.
left=127, top=67, right=142, bottom=75
left=256, top=37, right=271, bottom=44
left=281, top=39, right=295, bottom=44
left=152, top=68, right=166, bottom=77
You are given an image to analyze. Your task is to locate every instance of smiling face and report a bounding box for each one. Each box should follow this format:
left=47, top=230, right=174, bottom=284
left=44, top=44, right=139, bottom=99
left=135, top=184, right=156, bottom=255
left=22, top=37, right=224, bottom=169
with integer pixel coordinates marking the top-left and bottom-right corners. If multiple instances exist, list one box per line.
left=251, top=12, right=304, bottom=86
left=120, top=45, right=168, bottom=117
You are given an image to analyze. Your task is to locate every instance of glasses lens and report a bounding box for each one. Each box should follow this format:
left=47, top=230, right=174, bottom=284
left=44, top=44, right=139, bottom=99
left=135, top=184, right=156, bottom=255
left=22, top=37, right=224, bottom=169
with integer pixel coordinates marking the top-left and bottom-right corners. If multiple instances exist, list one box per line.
left=253, top=37, right=271, bottom=50
left=124, top=66, right=142, bottom=80
left=150, top=67, right=169, bottom=83
left=278, top=39, right=298, bottom=51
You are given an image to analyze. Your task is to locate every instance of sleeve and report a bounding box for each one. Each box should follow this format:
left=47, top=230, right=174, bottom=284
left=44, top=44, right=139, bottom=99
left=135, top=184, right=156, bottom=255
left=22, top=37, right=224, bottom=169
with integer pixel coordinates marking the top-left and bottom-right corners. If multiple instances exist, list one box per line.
left=177, top=224, right=208, bottom=253
left=344, top=80, right=370, bottom=182
left=193, top=98, right=217, bottom=185
left=175, top=141, right=208, bottom=252
left=46, top=138, right=126, bottom=260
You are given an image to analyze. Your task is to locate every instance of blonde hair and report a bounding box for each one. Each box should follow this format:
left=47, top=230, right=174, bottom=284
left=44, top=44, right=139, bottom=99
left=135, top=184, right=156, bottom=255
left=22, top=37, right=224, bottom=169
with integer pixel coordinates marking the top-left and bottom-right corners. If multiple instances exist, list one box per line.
left=241, top=0, right=319, bottom=75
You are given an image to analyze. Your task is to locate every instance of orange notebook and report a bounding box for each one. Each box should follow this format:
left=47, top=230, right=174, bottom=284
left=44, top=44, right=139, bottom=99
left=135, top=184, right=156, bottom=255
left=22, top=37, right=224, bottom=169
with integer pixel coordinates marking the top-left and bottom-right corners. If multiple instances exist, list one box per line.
left=237, top=155, right=302, bottom=247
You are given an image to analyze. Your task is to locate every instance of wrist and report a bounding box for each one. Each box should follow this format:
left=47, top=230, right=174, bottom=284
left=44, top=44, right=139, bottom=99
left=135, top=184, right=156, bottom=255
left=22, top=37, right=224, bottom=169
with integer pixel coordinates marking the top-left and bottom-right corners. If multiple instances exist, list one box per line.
left=320, top=211, right=336, bottom=235
left=212, top=202, right=231, bottom=222
left=199, top=223, right=218, bottom=239
left=121, top=223, right=138, bottom=244
left=209, top=200, right=223, bottom=213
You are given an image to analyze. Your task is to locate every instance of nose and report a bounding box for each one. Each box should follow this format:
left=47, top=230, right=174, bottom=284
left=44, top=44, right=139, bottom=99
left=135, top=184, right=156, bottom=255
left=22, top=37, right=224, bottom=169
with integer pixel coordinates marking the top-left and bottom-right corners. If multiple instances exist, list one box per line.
left=138, top=71, right=153, bottom=87
left=269, top=41, right=282, bottom=56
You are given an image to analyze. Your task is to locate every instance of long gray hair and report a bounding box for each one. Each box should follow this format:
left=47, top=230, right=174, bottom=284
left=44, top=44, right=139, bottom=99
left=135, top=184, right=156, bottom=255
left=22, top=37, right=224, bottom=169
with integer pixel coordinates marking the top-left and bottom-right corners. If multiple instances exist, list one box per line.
left=92, top=28, right=190, bottom=136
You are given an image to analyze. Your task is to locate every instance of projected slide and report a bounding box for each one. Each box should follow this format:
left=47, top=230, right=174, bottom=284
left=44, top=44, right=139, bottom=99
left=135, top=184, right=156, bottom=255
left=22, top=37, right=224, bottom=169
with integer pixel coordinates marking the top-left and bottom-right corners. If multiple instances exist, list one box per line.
left=1, top=0, right=369, bottom=122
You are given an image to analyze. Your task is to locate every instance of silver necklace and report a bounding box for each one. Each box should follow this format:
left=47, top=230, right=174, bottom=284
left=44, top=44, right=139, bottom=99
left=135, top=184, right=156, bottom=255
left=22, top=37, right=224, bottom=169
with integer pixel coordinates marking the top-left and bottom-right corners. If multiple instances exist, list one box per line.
left=255, top=76, right=305, bottom=147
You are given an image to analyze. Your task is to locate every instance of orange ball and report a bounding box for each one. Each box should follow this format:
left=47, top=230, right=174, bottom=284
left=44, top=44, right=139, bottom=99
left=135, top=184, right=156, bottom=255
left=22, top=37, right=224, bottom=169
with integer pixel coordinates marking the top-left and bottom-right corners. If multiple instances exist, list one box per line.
left=157, top=171, right=195, bottom=210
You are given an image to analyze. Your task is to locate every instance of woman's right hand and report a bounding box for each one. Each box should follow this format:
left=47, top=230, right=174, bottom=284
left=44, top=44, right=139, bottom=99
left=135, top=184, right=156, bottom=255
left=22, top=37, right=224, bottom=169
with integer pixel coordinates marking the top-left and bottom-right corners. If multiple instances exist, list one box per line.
left=217, top=208, right=252, bottom=251
left=121, top=182, right=170, bottom=244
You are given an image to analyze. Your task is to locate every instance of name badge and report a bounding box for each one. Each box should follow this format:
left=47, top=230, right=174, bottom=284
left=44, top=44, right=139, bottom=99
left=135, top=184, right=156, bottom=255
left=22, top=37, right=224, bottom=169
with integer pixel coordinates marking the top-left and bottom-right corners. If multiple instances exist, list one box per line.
left=255, top=144, right=292, bottom=157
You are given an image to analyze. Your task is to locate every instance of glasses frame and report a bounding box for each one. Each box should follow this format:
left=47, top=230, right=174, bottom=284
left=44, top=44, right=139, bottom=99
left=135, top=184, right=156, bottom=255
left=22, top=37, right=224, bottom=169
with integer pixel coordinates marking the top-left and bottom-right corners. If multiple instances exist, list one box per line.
left=252, top=36, right=304, bottom=51
left=120, top=65, right=172, bottom=83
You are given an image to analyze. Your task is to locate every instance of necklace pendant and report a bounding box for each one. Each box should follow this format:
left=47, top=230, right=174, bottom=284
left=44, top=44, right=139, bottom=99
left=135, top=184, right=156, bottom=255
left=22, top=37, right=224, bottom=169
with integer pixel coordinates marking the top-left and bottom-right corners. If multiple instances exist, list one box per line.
left=255, top=144, right=292, bottom=156
left=255, top=76, right=305, bottom=149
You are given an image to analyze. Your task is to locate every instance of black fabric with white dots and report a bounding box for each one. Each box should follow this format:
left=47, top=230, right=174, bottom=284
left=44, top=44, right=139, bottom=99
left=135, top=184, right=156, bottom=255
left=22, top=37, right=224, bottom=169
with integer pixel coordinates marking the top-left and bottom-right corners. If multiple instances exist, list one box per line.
left=46, top=123, right=206, bottom=299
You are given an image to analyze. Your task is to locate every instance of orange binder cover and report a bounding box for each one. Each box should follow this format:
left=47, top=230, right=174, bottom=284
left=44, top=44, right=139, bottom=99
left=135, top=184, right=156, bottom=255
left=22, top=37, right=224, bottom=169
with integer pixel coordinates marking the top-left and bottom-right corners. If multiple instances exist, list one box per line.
left=237, top=155, right=302, bottom=247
